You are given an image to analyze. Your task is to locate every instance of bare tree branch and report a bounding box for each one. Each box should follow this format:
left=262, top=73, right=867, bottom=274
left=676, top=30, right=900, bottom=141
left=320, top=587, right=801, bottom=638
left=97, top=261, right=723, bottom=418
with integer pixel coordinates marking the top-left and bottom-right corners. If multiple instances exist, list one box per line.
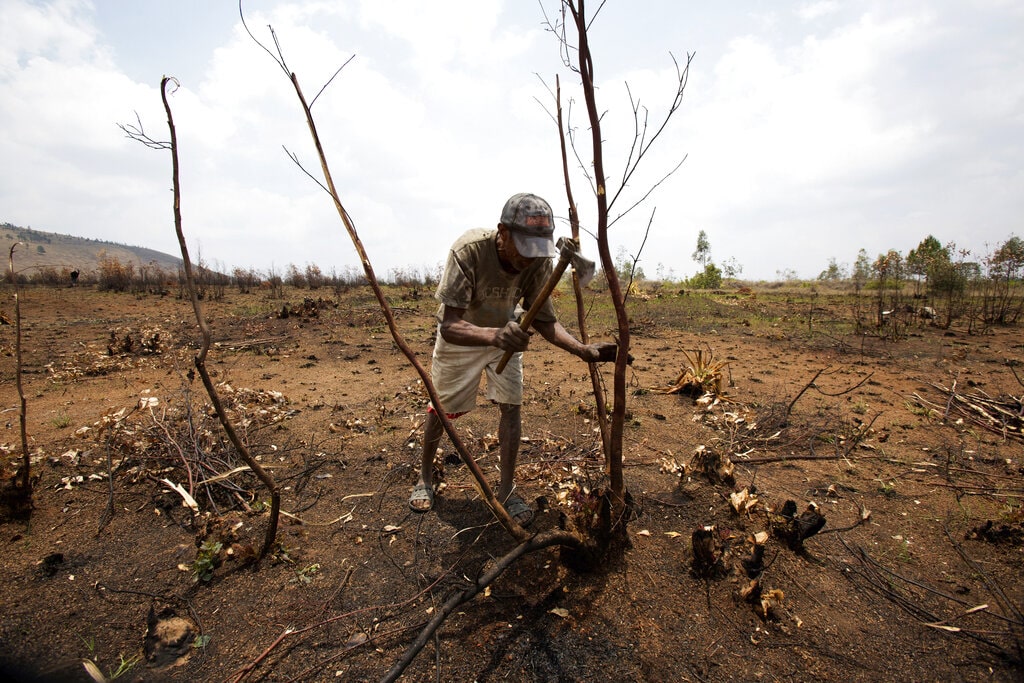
left=133, top=76, right=284, bottom=560
left=243, top=11, right=529, bottom=542
left=117, top=109, right=171, bottom=150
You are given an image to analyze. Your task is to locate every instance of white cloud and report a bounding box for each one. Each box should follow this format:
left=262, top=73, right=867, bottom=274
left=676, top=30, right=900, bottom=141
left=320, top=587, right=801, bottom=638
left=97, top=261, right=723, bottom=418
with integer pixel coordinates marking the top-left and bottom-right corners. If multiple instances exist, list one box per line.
left=1, top=1, right=1021, bottom=282
left=797, top=2, right=841, bottom=22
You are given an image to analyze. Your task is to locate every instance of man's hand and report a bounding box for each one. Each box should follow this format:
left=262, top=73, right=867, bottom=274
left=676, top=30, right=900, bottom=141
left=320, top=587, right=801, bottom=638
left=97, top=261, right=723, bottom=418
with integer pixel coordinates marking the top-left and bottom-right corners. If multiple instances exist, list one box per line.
left=495, top=321, right=532, bottom=353
left=583, top=341, right=624, bottom=364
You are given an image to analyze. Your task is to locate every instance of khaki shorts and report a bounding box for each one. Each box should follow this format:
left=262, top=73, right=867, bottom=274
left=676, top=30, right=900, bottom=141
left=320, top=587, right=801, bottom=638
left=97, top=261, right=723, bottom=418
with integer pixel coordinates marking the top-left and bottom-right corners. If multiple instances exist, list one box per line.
left=430, top=334, right=523, bottom=415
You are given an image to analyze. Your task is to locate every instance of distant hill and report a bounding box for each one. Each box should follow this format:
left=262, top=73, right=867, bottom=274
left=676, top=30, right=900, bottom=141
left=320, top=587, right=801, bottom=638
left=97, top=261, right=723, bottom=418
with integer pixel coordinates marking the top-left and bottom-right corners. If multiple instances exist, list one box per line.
left=1, top=223, right=183, bottom=277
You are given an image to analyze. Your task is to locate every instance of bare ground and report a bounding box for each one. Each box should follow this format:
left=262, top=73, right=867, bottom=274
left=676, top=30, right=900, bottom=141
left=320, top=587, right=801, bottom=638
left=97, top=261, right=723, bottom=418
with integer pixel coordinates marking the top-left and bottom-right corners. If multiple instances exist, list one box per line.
left=1, top=284, right=1022, bottom=682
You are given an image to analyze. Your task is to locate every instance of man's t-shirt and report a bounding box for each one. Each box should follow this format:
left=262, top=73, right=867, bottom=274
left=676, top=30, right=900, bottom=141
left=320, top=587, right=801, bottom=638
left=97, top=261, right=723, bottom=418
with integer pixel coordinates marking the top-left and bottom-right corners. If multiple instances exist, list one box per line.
left=435, top=228, right=557, bottom=329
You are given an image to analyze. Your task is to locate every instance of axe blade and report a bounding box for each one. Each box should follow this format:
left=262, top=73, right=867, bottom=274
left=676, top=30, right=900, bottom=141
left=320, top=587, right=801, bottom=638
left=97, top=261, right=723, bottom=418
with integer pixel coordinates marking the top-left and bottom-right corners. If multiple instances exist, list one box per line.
left=554, top=237, right=596, bottom=288
left=574, top=258, right=596, bottom=288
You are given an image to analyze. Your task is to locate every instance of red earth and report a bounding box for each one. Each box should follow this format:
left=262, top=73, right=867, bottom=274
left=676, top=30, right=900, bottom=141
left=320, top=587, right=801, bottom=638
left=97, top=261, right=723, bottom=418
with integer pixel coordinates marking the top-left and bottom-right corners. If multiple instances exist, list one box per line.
left=1, top=283, right=1022, bottom=682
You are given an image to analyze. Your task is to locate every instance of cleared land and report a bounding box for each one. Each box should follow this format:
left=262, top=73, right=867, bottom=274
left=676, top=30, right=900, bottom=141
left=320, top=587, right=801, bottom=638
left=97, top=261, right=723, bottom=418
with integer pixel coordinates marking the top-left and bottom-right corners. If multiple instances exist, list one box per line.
left=1, top=283, right=1022, bottom=682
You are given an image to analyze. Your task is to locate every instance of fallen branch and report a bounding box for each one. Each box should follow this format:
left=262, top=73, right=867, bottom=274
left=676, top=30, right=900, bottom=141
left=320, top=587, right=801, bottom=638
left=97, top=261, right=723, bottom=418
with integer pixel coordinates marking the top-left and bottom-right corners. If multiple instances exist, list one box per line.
left=380, top=529, right=581, bottom=683
left=737, top=453, right=852, bottom=465
left=227, top=557, right=481, bottom=683
left=837, top=535, right=1019, bottom=652
left=785, top=367, right=825, bottom=418
left=214, top=336, right=291, bottom=350
left=915, top=382, right=1024, bottom=442
left=278, top=492, right=374, bottom=526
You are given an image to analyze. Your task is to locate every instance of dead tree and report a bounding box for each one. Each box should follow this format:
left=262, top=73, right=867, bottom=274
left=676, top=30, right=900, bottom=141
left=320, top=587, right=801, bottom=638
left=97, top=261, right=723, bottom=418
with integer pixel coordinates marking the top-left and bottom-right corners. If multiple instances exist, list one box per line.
left=3, top=243, right=33, bottom=516
left=553, top=0, right=692, bottom=521
left=121, top=79, right=282, bottom=561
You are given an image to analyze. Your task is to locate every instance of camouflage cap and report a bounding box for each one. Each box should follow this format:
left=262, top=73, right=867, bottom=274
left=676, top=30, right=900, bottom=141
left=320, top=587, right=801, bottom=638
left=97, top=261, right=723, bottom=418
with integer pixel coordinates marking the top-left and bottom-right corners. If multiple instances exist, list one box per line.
left=499, top=193, right=557, bottom=258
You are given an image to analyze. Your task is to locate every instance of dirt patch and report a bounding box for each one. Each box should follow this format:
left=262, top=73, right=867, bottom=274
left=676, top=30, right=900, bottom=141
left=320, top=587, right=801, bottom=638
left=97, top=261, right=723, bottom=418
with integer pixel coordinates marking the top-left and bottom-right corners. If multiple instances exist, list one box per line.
left=1, top=284, right=1022, bottom=682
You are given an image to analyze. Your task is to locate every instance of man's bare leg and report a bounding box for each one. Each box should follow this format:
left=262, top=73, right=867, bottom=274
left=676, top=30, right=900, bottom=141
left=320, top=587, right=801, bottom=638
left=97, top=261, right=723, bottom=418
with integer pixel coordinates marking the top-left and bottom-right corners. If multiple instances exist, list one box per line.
left=411, top=409, right=445, bottom=512
left=497, top=403, right=521, bottom=502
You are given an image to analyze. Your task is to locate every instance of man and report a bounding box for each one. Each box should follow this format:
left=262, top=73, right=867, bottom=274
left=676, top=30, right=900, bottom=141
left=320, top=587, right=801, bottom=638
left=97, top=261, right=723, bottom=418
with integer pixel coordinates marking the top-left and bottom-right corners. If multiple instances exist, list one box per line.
left=410, top=192, right=617, bottom=525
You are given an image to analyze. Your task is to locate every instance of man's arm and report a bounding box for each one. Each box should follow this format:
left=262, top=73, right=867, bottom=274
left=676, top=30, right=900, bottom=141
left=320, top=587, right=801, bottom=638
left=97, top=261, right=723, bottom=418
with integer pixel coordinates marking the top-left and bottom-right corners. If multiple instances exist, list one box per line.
left=533, top=319, right=618, bottom=363
left=439, top=306, right=618, bottom=362
left=439, top=305, right=531, bottom=352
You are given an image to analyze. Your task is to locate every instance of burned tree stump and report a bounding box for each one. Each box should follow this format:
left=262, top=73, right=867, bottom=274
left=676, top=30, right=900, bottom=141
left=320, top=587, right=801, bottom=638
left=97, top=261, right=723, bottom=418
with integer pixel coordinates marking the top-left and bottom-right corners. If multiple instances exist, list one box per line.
left=771, top=500, right=826, bottom=550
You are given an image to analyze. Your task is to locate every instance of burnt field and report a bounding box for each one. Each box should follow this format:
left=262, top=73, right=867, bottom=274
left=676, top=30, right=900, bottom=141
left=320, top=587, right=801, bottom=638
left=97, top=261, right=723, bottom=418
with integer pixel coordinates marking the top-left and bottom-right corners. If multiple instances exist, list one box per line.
left=1, top=283, right=1022, bottom=682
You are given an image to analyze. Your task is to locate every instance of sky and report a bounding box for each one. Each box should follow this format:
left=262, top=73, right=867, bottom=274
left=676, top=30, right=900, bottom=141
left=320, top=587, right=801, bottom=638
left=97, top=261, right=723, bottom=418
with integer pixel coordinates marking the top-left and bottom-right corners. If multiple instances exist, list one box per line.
left=1, top=0, right=1022, bottom=282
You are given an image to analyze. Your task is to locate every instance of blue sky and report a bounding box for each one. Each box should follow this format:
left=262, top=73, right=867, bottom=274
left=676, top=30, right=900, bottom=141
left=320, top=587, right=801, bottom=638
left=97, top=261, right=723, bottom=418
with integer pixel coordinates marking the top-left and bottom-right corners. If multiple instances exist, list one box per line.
left=2, top=1, right=1021, bottom=281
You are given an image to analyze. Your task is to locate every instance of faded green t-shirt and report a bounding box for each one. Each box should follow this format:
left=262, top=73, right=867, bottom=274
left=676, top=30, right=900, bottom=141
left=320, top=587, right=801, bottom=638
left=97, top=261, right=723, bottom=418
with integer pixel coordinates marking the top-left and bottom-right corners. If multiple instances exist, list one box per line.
left=434, top=228, right=556, bottom=329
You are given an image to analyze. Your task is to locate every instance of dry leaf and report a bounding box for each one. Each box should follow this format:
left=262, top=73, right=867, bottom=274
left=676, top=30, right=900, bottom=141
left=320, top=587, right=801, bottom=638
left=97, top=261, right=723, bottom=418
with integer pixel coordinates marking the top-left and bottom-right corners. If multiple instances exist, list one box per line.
left=549, top=607, right=569, bottom=618
left=729, top=488, right=759, bottom=515
left=160, top=478, right=199, bottom=513
left=636, top=529, right=651, bottom=537
left=81, top=659, right=105, bottom=683
left=760, top=588, right=785, bottom=619
left=345, top=632, right=369, bottom=648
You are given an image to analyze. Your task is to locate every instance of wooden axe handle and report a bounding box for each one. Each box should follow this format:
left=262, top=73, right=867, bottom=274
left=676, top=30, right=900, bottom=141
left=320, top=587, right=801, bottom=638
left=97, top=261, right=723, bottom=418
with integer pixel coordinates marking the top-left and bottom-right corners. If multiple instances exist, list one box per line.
left=495, top=254, right=572, bottom=374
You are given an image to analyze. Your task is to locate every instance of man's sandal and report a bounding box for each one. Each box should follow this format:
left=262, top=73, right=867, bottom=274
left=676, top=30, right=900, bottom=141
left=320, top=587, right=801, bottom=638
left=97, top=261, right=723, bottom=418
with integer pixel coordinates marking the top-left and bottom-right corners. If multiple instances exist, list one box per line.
left=409, top=483, right=434, bottom=513
left=504, top=494, right=534, bottom=527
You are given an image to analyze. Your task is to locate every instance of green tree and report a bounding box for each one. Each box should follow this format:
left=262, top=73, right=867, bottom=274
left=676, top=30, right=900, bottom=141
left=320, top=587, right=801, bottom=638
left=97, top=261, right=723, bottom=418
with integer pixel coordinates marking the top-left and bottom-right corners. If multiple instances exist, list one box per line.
left=691, top=229, right=711, bottom=269
left=984, top=236, right=1024, bottom=324
left=906, top=235, right=948, bottom=297
left=872, top=250, right=905, bottom=334
left=852, top=249, right=871, bottom=294
left=928, top=243, right=968, bottom=328
left=817, top=257, right=847, bottom=282
left=688, top=262, right=722, bottom=289
left=990, top=236, right=1024, bottom=280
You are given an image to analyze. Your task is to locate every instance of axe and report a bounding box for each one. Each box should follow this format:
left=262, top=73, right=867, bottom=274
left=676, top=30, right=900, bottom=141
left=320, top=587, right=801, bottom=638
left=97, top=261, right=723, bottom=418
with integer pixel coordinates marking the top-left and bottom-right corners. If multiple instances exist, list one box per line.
left=496, top=237, right=596, bottom=374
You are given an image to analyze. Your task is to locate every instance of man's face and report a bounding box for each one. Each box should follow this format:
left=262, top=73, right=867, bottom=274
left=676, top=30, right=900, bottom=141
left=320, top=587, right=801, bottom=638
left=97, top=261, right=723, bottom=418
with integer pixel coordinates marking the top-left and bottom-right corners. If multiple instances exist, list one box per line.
left=498, top=224, right=536, bottom=272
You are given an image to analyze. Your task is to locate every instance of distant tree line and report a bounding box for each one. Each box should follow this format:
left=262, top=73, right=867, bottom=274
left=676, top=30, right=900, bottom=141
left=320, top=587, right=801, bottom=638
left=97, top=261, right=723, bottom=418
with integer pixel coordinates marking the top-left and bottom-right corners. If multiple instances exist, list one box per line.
left=600, top=230, right=1022, bottom=333
left=6, top=228, right=1020, bottom=333
left=5, top=253, right=443, bottom=299
left=810, top=235, right=1023, bottom=332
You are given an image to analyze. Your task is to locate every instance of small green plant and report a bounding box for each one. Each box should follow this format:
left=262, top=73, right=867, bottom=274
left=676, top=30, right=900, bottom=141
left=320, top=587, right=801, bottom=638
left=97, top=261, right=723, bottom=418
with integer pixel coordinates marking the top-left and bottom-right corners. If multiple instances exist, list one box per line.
left=80, top=634, right=96, bottom=658
left=850, top=401, right=868, bottom=416
left=653, top=347, right=730, bottom=397
left=294, top=563, right=321, bottom=585
left=904, top=400, right=930, bottom=417
left=108, top=653, right=142, bottom=680
left=49, top=411, right=73, bottom=429
left=894, top=537, right=913, bottom=564
left=878, top=479, right=898, bottom=497
left=191, top=540, right=223, bottom=583
left=192, top=634, right=212, bottom=649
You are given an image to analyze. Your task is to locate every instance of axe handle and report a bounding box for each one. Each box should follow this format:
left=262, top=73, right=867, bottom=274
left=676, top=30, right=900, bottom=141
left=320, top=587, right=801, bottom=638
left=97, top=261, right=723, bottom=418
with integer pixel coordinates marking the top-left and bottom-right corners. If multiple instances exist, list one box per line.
left=495, top=254, right=572, bottom=374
